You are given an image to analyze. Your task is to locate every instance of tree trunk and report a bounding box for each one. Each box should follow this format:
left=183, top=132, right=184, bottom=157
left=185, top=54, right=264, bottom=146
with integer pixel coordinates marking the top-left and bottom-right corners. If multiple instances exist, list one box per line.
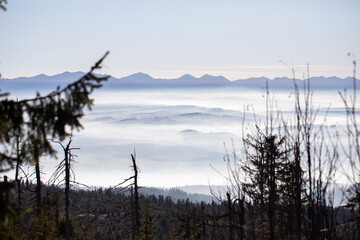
left=295, top=144, right=302, bottom=240
left=131, top=153, right=140, bottom=238
left=227, top=192, right=234, bottom=240
left=4, top=175, right=9, bottom=203
left=64, top=141, right=71, bottom=240
left=238, top=197, right=245, bottom=240
left=15, top=135, right=21, bottom=208
left=35, top=157, right=41, bottom=209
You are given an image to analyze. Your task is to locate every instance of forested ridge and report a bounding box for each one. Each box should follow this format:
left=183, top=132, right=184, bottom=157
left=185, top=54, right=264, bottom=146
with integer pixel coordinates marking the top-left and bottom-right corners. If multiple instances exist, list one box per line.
left=2, top=182, right=353, bottom=240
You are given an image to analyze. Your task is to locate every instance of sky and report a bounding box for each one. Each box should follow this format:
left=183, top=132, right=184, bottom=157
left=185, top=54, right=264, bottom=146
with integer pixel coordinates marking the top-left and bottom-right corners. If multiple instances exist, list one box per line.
left=0, top=1, right=359, bottom=80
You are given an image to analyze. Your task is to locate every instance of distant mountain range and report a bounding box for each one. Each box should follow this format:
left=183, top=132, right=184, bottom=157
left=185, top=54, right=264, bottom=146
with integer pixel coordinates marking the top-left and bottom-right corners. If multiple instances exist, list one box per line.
left=1, top=71, right=359, bottom=91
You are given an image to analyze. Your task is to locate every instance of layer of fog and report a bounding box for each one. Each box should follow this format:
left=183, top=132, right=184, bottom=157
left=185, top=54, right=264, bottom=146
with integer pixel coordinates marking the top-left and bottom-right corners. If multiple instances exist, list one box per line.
left=6, top=87, right=358, bottom=191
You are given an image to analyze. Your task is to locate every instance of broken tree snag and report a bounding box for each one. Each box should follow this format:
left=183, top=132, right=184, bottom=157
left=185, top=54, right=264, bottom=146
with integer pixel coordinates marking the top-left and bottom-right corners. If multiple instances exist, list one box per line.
left=131, top=153, right=140, bottom=238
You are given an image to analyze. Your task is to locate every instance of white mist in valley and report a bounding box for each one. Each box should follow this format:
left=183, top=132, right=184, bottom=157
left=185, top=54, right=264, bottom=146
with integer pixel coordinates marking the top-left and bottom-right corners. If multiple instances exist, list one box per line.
left=6, top=84, right=357, bottom=189
left=57, top=86, right=352, bottom=188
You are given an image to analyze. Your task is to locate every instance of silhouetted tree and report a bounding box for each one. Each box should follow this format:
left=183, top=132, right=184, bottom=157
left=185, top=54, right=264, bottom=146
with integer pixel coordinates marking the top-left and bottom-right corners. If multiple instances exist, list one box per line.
left=341, top=56, right=360, bottom=239
left=132, top=153, right=141, bottom=239
left=50, top=139, right=79, bottom=240
left=0, top=52, right=109, bottom=238
left=242, top=129, right=287, bottom=240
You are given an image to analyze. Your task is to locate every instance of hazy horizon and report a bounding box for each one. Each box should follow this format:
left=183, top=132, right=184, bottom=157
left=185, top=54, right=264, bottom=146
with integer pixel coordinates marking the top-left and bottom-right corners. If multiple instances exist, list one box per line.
left=2, top=70, right=359, bottom=81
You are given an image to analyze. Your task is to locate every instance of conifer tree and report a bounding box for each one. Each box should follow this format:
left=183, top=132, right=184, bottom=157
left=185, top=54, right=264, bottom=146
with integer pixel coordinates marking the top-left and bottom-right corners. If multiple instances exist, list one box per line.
left=241, top=127, right=286, bottom=240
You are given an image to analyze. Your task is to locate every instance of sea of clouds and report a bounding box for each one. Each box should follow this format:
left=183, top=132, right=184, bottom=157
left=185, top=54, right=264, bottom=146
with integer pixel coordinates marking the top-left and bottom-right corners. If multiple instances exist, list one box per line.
left=5, top=85, right=357, bottom=192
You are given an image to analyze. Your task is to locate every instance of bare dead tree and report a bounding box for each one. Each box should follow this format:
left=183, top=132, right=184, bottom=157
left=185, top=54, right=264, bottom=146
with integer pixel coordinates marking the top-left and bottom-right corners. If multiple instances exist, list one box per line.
left=131, top=152, right=141, bottom=239
left=340, top=55, right=360, bottom=239
left=108, top=151, right=141, bottom=240
left=50, top=138, right=79, bottom=240
left=64, top=141, right=71, bottom=240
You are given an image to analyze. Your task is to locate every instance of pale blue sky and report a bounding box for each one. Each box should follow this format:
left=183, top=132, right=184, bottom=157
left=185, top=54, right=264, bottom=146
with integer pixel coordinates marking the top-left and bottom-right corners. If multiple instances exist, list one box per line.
left=0, top=0, right=359, bottom=79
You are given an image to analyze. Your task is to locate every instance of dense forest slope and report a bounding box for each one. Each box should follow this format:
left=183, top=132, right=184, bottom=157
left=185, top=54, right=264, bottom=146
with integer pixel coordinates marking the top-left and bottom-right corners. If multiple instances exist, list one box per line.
left=6, top=183, right=354, bottom=240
